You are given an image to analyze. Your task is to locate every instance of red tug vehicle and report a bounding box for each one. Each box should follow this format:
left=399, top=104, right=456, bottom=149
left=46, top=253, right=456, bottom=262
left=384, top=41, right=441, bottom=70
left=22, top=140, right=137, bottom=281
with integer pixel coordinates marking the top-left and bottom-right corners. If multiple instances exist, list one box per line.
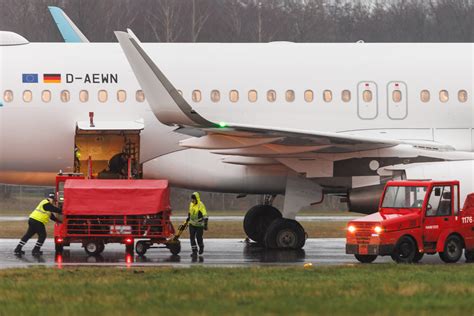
left=54, top=175, right=180, bottom=256
left=346, top=180, right=474, bottom=263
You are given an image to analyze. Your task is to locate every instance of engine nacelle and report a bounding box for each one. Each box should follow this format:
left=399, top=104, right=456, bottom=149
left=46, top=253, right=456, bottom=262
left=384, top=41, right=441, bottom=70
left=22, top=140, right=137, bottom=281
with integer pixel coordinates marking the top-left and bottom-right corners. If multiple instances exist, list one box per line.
left=347, top=184, right=385, bottom=214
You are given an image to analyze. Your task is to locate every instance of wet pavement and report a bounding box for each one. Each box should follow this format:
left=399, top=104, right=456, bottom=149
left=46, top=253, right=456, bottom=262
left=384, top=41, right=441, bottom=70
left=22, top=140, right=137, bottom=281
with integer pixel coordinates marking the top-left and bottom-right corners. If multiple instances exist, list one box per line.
left=0, top=215, right=359, bottom=222
left=0, top=238, right=462, bottom=269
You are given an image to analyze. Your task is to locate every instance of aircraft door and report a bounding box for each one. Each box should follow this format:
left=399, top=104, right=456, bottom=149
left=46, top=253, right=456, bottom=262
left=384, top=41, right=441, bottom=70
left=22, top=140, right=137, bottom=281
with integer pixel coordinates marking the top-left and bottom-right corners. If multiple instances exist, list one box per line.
left=423, top=185, right=455, bottom=246
left=387, top=81, right=408, bottom=120
left=357, top=82, right=378, bottom=120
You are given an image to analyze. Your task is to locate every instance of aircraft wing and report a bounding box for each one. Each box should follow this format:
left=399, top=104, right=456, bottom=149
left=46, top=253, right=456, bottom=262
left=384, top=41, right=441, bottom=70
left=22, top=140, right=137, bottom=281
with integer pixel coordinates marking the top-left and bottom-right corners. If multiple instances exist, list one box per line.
left=115, top=30, right=454, bottom=156
left=48, top=6, right=89, bottom=43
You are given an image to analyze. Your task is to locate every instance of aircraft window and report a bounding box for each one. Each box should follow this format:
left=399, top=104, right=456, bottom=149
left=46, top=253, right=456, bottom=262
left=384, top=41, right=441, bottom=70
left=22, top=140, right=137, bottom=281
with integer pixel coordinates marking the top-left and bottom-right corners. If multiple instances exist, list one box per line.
left=3, top=90, right=13, bottom=102
left=117, top=90, right=127, bottom=103
left=60, top=90, right=70, bottom=103
left=211, top=90, right=220, bottom=102
left=98, top=90, right=108, bottom=103
left=41, top=90, right=51, bottom=103
left=230, top=90, right=239, bottom=102
left=420, top=90, right=430, bottom=102
left=341, top=90, right=351, bottom=102
left=363, top=90, right=373, bottom=102
left=23, top=90, right=32, bottom=103
left=286, top=90, right=295, bottom=102
left=323, top=90, right=332, bottom=102
left=79, top=90, right=89, bottom=103
left=267, top=90, right=276, bottom=102
left=248, top=90, right=258, bottom=102
left=439, top=90, right=449, bottom=103
left=392, top=90, right=402, bottom=103
left=304, top=90, right=313, bottom=102
left=192, top=90, right=201, bottom=102
left=136, top=90, right=145, bottom=102
left=458, top=90, right=468, bottom=103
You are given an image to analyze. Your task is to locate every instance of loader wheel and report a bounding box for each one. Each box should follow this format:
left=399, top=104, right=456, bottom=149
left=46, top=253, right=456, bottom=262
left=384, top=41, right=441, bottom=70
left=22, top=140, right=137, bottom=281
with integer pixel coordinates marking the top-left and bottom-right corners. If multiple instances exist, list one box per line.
left=354, top=254, right=377, bottom=263
left=391, top=236, right=417, bottom=263
left=135, top=241, right=149, bottom=256
left=55, top=243, right=64, bottom=254
left=84, top=241, right=103, bottom=256
left=440, top=235, right=463, bottom=263
left=465, top=250, right=474, bottom=262
left=244, top=205, right=282, bottom=244
left=167, top=241, right=181, bottom=255
left=264, top=218, right=306, bottom=249
left=125, top=243, right=134, bottom=255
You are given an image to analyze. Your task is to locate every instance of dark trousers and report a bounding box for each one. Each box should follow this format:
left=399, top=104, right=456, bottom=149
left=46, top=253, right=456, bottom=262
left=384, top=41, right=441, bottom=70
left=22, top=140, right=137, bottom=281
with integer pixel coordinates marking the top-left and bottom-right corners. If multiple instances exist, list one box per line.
left=18, top=218, right=47, bottom=249
left=189, top=225, right=204, bottom=251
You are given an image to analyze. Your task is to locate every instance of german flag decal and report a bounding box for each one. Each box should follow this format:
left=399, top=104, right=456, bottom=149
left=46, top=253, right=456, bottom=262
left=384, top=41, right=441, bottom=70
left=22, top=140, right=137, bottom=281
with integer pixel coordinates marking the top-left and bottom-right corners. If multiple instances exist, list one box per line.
left=43, top=74, right=61, bottom=83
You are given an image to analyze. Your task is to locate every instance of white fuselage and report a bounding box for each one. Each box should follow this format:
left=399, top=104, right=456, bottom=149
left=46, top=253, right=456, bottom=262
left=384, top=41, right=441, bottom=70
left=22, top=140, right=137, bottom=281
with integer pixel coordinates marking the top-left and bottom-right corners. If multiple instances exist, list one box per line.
left=0, top=42, right=472, bottom=191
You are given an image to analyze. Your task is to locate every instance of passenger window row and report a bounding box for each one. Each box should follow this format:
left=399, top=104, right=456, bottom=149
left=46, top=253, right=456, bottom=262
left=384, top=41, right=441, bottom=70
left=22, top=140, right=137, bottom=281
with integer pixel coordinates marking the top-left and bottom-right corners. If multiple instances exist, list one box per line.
left=1, top=89, right=469, bottom=104
left=2, top=89, right=146, bottom=103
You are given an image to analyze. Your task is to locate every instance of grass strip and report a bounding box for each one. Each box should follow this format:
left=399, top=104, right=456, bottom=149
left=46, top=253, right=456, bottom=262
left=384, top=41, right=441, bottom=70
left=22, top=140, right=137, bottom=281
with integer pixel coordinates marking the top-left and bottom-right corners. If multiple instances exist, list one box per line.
left=0, top=265, right=473, bottom=315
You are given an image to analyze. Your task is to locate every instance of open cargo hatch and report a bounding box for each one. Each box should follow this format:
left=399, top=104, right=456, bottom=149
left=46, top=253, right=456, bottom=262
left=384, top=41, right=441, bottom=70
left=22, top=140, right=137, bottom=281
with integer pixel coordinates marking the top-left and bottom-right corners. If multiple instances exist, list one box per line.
left=75, top=119, right=144, bottom=179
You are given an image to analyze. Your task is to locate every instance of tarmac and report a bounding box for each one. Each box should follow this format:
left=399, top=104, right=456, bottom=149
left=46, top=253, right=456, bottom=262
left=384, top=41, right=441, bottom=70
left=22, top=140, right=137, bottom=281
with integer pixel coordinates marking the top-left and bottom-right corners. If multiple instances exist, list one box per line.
left=0, top=238, right=466, bottom=269
left=0, top=216, right=360, bottom=222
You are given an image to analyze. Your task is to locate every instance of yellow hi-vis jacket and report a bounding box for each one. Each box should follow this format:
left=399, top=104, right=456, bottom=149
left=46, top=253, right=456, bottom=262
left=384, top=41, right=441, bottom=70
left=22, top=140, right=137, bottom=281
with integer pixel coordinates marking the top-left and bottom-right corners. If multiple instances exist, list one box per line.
left=188, top=192, right=208, bottom=227
left=29, top=199, right=51, bottom=224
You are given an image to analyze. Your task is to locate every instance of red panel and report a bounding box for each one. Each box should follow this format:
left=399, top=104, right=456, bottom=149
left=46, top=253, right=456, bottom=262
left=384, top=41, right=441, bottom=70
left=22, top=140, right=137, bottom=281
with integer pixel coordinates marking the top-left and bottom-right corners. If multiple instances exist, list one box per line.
left=63, top=179, right=170, bottom=215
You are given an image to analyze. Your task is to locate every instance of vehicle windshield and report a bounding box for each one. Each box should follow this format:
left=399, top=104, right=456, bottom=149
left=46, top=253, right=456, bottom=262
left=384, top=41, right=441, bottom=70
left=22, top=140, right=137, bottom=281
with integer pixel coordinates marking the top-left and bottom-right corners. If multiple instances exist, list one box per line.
left=381, top=186, right=427, bottom=209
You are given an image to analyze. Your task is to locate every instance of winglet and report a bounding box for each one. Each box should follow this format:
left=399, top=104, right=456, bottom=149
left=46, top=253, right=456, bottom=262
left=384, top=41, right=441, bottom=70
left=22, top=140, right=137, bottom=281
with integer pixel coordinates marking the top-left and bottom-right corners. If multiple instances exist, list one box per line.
left=115, top=30, right=214, bottom=128
left=48, top=6, right=89, bottom=43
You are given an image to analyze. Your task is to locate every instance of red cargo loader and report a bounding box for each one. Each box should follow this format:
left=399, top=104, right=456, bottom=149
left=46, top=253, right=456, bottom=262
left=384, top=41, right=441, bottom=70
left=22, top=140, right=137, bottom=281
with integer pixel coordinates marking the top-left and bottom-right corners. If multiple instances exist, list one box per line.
left=54, top=178, right=180, bottom=256
left=346, top=180, right=474, bottom=264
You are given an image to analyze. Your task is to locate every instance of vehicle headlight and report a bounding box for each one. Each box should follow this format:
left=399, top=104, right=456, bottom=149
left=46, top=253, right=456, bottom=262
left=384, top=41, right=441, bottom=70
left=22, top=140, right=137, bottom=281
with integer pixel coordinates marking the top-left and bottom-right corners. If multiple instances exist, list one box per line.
left=348, top=225, right=356, bottom=233
left=374, top=226, right=383, bottom=234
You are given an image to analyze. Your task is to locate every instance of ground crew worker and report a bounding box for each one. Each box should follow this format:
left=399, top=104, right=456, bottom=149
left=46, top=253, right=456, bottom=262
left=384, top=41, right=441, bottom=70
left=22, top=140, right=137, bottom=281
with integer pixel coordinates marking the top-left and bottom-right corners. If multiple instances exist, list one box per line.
left=14, top=193, right=62, bottom=256
left=74, top=145, right=81, bottom=173
left=186, top=192, right=208, bottom=256
left=108, top=152, right=129, bottom=176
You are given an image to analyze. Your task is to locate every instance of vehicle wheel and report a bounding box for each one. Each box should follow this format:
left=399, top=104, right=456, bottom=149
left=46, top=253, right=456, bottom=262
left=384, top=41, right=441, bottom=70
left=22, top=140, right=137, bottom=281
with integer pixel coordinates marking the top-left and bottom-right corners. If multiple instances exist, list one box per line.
left=465, top=250, right=474, bottom=262
left=264, top=218, right=306, bottom=249
left=413, top=251, right=424, bottom=263
left=391, top=236, right=417, bottom=263
left=55, top=243, right=64, bottom=254
left=97, top=243, right=105, bottom=254
left=84, top=241, right=103, bottom=256
left=135, top=241, right=149, bottom=256
left=243, top=205, right=282, bottom=243
left=354, top=254, right=377, bottom=263
left=167, top=241, right=181, bottom=255
left=439, top=235, right=463, bottom=263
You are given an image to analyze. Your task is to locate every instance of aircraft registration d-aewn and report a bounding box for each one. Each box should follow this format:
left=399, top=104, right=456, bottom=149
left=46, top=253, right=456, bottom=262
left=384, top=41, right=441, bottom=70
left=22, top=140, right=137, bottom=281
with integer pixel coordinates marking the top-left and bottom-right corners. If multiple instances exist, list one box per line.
left=0, top=7, right=472, bottom=249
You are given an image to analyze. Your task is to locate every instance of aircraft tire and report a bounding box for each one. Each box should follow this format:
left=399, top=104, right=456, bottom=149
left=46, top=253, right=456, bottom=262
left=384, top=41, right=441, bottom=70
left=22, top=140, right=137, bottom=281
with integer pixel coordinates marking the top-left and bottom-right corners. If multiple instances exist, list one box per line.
left=243, top=205, right=282, bottom=243
left=264, top=218, right=306, bottom=249
left=439, top=235, right=463, bottom=263
left=354, top=254, right=377, bottom=263
left=391, top=236, right=417, bottom=263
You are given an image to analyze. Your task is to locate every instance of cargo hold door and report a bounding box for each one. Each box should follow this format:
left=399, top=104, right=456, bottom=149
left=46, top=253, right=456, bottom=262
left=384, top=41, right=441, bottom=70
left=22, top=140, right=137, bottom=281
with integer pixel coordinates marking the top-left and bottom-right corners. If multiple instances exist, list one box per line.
left=75, top=120, right=144, bottom=179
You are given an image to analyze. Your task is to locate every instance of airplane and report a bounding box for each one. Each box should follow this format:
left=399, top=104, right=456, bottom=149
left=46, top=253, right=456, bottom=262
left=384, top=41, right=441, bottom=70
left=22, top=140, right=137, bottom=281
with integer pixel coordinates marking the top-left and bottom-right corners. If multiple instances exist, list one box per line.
left=0, top=7, right=472, bottom=249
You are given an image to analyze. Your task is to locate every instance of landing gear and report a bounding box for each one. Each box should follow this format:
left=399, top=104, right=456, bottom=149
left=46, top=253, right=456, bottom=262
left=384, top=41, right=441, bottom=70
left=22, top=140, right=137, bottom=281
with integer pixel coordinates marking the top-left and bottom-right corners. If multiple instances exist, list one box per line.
left=243, top=205, right=282, bottom=243
left=264, top=218, right=306, bottom=249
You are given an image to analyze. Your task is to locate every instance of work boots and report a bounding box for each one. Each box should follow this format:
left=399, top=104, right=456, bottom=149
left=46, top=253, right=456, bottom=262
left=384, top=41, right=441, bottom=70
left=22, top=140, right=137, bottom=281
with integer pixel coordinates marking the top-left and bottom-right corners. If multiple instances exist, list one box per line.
left=32, top=246, right=43, bottom=256
left=14, top=245, right=25, bottom=255
left=199, top=246, right=204, bottom=255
